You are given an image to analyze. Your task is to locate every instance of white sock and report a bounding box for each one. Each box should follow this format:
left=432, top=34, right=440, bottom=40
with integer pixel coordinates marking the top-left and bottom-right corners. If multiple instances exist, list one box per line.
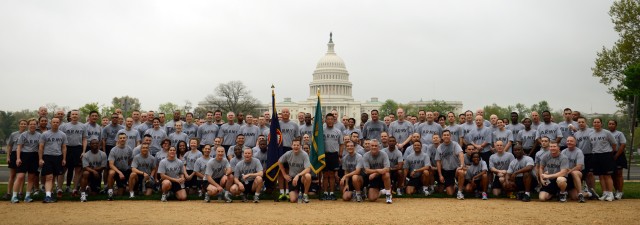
left=12, top=192, right=17, bottom=198
left=285, top=189, right=289, bottom=194
left=279, top=189, right=285, bottom=194
left=25, top=192, right=31, bottom=197
left=255, top=192, right=260, bottom=196
left=525, top=192, right=530, bottom=196
left=46, top=192, right=51, bottom=197
left=130, top=191, right=134, bottom=196
left=329, top=192, right=334, bottom=195
left=423, top=186, right=428, bottom=192
left=108, top=189, right=113, bottom=194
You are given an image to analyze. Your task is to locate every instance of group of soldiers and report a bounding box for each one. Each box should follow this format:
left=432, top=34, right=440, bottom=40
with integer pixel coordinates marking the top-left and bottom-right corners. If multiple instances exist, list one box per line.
left=4, top=105, right=628, bottom=204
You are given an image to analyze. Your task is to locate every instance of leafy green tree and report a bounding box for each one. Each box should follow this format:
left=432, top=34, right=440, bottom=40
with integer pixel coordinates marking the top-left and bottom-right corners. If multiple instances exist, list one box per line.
left=112, top=96, right=141, bottom=117
left=379, top=99, right=398, bottom=117
left=158, top=102, right=179, bottom=121
left=592, top=0, right=640, bottom=108
left=79, top=102, right=100, bottom=122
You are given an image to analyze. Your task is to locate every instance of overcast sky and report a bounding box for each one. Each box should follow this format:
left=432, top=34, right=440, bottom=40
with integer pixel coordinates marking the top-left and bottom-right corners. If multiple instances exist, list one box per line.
left=0, top=0, right=621, bottom=114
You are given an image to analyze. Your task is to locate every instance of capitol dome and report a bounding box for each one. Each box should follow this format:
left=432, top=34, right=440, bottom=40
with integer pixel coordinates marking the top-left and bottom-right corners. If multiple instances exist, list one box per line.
left=308, top=33, right=354, bottom=101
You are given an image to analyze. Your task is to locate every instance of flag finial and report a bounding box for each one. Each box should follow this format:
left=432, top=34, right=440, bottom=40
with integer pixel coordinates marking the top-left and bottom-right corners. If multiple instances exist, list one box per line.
left=316, top=87, right=320, bottom=96
left=271, top=84, right=275, bottom=96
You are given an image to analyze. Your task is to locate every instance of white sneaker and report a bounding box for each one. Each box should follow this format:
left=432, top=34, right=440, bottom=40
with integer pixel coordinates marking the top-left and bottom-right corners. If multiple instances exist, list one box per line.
left=396, top=188, right=403, bottom=196
left=385, top=194, right=392, bottom=204
left=456, top=192, right=464, bottom=200
left=424, top=190, right=431, bottom=196
left=599, top=193, right=607, bottom=201
left=80, top=193, right=87, bottom=202
left=605, top=192, right=614, bottom=202
left=615, top=192, right=623, bottom=200
left=161, top=194, right=167, bottom=202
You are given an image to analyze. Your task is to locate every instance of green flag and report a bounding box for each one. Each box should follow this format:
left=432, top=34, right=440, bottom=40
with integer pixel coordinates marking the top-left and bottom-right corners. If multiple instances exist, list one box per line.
left=310, top=91, right=326, bottom=174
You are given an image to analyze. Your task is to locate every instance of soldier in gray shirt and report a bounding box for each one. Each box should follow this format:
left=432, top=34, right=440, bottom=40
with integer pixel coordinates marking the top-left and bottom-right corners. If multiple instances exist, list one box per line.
left=239, top=115, right=260, bottom=148
left=535, top=111, right=563, bottom=145
left=608, top=119, right=627, bottom=200
left=198, top=112, right=219, bottom=148
left=462, top=151, right=489, bottom=199
left=561, top=136, right=586, bottom=202
left=299, top=113, right=314, bottom=139
left=506, top=145, right=534, bottom=202
left=79, top=138, right=107, bottom=202
left=507, top=112, right=525, bottom=139
left=340, top=140, right=364, bottom=202
left=183, top=112, right=198, bottom=140
left=218, top=112, right=241, bottom=152
left=488, top=141, right=515, bottom=196
left=168, top=121, right=188, bottom=147
left=558, top=109, right=578, bottom=148
left=145, top=118, right=167, bottom=156
left=277, top=139, right=311, bottom=203
left=382, top=136, right=405, bottom=196
left=117, top=118, right=141, bottom=151
left=362, top=110, right=387, bottom=141
left=321, top=113, right=344, bottom=201
left=204, top=145, right=233, bottom=203
left=84, top=111, right=102, bottom=142
left=588, top=118, right=617, bottom=201
left=59, top=110, right=87, bottom=194
left=102, top=114, right=125, bottom=156
left=468, top=116, right=492, bottom=164
left=516, top=118, right=537, bottom=156
left=279, top=108, right=300, bottom=150
left=388, top=108, right=414, bottom=149
left=252, top=139, right=268, bottom=169
left=538, top=142, right=570, bottom=202
left=129, top=143, right=156, bottom=197
left=106, top=133, right=133, bottom=200
left=158, top=147, right=187, bottom=201
left=446, top=112, right=463, bottom=145
left=230, top=148, right=264, bottom=202
left=417, top=112, right=443, bottom=146
left=403, top=141, right=431, bottom=195
left=361, top=139, right=393, bottom=203
left=39, top=118, right=68, bottom=203
left=492, top=120, right=513, bottom=152
left=435, top=130, right=464, bottom=197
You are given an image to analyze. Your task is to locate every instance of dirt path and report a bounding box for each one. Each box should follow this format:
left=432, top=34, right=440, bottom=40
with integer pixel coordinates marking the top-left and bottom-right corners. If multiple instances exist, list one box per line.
left=2, top=198, right=639, bottom=224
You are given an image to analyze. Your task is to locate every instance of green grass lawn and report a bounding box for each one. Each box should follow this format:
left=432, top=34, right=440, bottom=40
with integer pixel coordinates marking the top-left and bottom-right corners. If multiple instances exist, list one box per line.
left=0, top=182, right=638, bottom=202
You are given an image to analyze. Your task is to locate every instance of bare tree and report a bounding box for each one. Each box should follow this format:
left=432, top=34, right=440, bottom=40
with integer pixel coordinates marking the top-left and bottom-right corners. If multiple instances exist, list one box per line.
left=203, top=81, right=261, bottom=115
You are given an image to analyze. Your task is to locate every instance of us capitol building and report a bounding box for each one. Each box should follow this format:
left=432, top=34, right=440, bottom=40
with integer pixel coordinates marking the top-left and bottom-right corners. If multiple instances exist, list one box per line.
left=262, top=33, right=463, bottom=119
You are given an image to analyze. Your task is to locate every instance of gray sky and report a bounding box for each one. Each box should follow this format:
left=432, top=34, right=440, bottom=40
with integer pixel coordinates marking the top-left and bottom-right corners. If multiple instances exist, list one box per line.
left=0, top=0, right=621, bottom=114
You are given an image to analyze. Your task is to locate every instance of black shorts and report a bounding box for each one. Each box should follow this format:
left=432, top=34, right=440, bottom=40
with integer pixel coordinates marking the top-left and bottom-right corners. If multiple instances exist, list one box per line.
left=367, top=174, right=384, bottom=189
left=87, top=170, right=102, bottom=191
left=104, top=145, right=115, bottom=159
left=185, top=170, right=197, bottom=187
left=211, top=177, right=223, bottom=186
left=390, top=170, right=400, bottom=183
left=615, top=153, right=628, bottom=169
left=17, top=152, right=39, bottom=174
left=114, top=169, right=132, bottom=188
left=243, top=180, right=255, bottom=195
left=540, top=178, right=561, bottom=195
left=592, top=153, right=615, bottom=175
left=583, top=154, right=594, bottom=173
left=407, top=177, right=424, bottom=188
left=492, top=175, right=503, bottom=189
left=8, top=152, right=18, bottom=169
left=325, top=152, right=339, bottom=171
left=515, top=177, right=525, bottom=191
left=66, top=145, right=83, bottom=168
left=42, top=155, right=64, bottom=176
left=170, top=181, right=185, bottom=193
left=480, top=151, right=493, bottom=166
left=441, top=170, right=456, bottom=187
left=288, top=179, right=305, bottom=192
